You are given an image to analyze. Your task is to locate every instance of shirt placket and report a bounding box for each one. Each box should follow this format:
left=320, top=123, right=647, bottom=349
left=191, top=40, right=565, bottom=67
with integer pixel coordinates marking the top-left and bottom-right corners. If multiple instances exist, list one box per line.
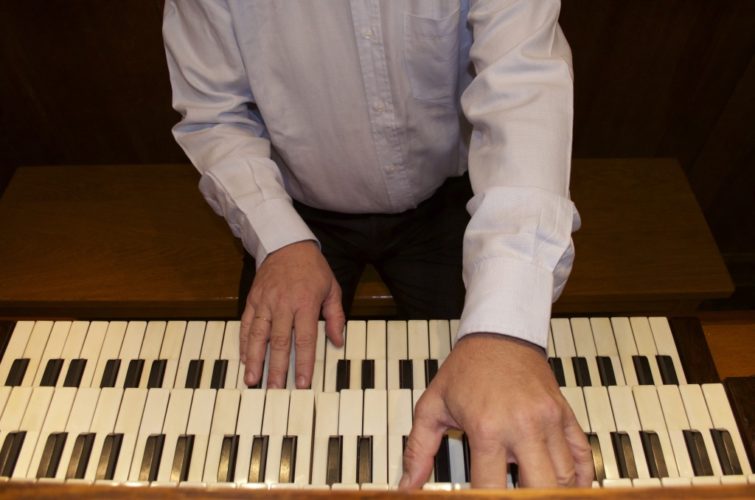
left=349, top=0, right=411, bottom=211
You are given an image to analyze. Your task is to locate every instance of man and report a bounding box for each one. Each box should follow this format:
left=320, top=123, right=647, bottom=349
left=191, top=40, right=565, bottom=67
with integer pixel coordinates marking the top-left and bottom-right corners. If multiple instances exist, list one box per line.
left=163, top=0, right=592, bottom=489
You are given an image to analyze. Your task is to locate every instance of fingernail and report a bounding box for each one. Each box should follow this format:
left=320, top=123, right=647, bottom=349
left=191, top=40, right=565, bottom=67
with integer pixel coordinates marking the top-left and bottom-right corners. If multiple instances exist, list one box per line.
left=245, top=369, right=256, bottom=385
left=297, top=375, right=307, bottom=388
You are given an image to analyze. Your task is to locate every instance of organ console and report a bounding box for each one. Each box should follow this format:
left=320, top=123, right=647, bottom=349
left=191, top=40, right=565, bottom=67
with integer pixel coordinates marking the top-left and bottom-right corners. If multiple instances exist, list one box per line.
left=0, top=316, right=752, bottom=498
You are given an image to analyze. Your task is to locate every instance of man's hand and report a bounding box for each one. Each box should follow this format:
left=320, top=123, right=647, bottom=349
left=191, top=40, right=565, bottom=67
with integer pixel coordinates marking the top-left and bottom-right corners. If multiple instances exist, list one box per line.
left=400, top=334, right=593, bottom=489
left=239, top=241, right=345, bottom=389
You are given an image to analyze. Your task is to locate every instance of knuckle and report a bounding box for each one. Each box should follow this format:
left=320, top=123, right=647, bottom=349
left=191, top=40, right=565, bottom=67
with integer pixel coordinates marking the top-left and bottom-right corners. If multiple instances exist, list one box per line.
left=556, top=467, right=577, bottom=487
left=249, top=325, right=268, bottom=340
left=269, top=333, right=292, bottom=351
left=294, top=333, right=315, bottom=350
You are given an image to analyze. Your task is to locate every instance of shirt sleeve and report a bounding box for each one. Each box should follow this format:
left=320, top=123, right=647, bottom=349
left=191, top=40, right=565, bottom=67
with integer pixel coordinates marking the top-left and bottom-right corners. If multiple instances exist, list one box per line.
left=162, top=0, right=316, bottom=265
left=457, top=0, right=580, bottom=348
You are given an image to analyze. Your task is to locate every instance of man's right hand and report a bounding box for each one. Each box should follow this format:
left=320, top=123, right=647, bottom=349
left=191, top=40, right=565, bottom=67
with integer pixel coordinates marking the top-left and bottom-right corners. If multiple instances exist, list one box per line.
left=240, top=240, right=345, bottom=389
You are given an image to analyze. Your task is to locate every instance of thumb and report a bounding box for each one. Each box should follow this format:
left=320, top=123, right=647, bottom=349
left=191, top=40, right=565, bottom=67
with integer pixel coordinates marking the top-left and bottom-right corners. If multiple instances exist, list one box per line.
left=322, top=277, right=345, bottom=347
left=399, top=391, right=448, bottom=490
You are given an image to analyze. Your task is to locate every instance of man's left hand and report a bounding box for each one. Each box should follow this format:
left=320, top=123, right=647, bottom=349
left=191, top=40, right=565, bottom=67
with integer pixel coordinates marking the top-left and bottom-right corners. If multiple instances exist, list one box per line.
left=399, top=333, right=593, bottom=489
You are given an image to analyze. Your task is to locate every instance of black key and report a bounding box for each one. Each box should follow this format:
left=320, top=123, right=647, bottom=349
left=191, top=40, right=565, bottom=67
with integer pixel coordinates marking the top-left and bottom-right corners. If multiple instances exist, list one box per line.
left=66, top=433, right=95, bottom=479
left=683, top=429, right=713, bottom=476
left=95, top=433, right=123, bottom=480
left=185, top=359, right=203, bottom=389
left=357, top=436, right=372, bottom=484
left=336, top=359, right=350, bottom=391
left=248, top=435, right=269, bottom=483
left=124, top=359, right=145, bottom=388
left=171, top=434, right=194, bottom=482
left=40, top=358, right=64, bottom=386
left=596, top=356, right=617, bottom=386
left=572, top=357, right=592, bottom=387
left=632, top=355, right=654, bottom=385
left=217, top=434, right=239, bottom=482
left=611, top=431, right=638, bottom=479
left=399, top=359, right=413, bottom=389
left=656, top=355, right=679, bottom=385
left=711, top=428, right=743, bottom=475
left=326, top=435, right=342, bottom=486
left=587, top=432, right=605, bottom=483
left=139, top=434, right=165, bottom=482
left=434, top=435, right=451, bottom=483
left=36, top=432, right=68, bottom=478
left=64, top=359, right=87, bottom=387
left=361, top=359, right=375, bottom=390
left=0, top=431, right=26, bottom=477
left=425, top=359, right=439, bottom=386
left=147, top=359, right=167, bottom=388
left=548, top=357, right=566, bottom=387
left=279, top=436, right=297, bottom=483
left=462, top=434, right=471, bottom=482
left=211, top=360, right=229, bottom=389
left=5, top=358, right=29, bottom=386
left=100, top=359, right=120, bottom=388
left=640, top=430, right=668, bottom=478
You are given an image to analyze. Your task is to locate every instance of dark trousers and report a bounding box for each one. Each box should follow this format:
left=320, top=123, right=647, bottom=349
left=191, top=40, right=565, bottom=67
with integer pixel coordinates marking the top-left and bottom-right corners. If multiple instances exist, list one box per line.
left=239, top=174, right=472, bottom=319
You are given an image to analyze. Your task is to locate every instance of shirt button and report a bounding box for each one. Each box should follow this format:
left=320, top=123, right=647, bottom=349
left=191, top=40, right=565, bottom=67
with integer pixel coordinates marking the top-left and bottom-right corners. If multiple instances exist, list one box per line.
left=372, top=101, right=385, bottom=113
left=385, top=164, right=398, bottom=173
left=361, top=29, right=373, bottom=40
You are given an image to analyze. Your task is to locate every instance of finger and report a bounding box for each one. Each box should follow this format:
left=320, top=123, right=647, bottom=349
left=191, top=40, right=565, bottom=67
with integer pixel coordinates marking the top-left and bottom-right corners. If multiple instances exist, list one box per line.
left=399, top=392, right=447, bottom=490
left=544, top=428, right=578, bottom=487
left=293, top=306, right=319, bottom=389
left=468, top=435, right=510, bottom=489
left=239, top=301, right=255, bottom=365
left=513, top=437, right=557, bottom=488
left=243, top=310, right=271, bottom=387
left=266, top=310, right=295, bottom=388
left=322, top=279, right=345, bottom=347
left=562, top=409, right=594, bottom=487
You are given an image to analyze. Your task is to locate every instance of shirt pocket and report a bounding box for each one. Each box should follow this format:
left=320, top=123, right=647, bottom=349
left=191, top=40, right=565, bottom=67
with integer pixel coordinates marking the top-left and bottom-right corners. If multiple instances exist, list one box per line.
left=404, top=8, right=461, bottom=101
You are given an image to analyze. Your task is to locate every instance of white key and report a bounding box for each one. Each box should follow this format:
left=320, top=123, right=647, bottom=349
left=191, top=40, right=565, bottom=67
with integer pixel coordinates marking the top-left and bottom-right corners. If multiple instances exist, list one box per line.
left=20, top=321, right=54, bottom=387
left=0, top=386, right=10, bottom=419
left=91, top=322, right=128, bottom=389
left=448, top=430, right=466, bottom=485
left=11, top=386, right=55, bottom=478
left=546, top=324, right=556, bottom=358
left=0, top=322, right=34, bottom=385
left=386, top=322, right=407, bottom=391
left=571, top=318, right=602, bottom=387
left=408, top=321, right=429, bottom=390
left=155, top=388, right=193, bottom=483
left=311, top=392, right=339, bottom=486
left=720, top=475, right=748, bottom=485
left=309, top=322, right=328, bottom=392
left=232, top=389, right=265, bottom=484
left=678, top=385, right=723, bottom=477
left=107, top=388, right=149, bottom=483
left=551, top=319, right=577, bottom=387
left=633, top=385, right=679, bottom=477
left=363, top=389, right=388, bottom=486
left=449, top=320, right=460, bottom=346
left=702, top=383, right=752, bottom=475
left=366, top=321, right=387, bottom=360
left=630, top=317, right=662, bottom=385
left=199, top=322, right=226, bottom=389
left=661, top=476, right=691, bottom=487
left=24, top=387, right=76, bottom=479
left=648, top=317, right=686, bottom=384
left=183, top=389, right=216, bottom=483
left=656, top=385, right=694, bottom=479
left=81, top=388, right=123, bottom=482
left=428, top=320, right=451, bottom=361
left=345, top=321, right=367, bottom=390
left=54, top=387, right=100, bottom=481
left=602, top=478, right=633, bottom=488
left=610, top=317, right=638, bottom=386
left=632, top=477, right=661, bottom=487
left=137, top=322, right=167, bottom=388
left=174, top=322, right=206, bottom=389
left=324, top=326, right=346, bottom=392
left=590, top=318, right=626, bottom=385
left=262, top=389, right=290, bottom=484
left=608, top=386, right=650, bottom=478
left=217, top=322, right=240, bottom=390
left=158, top=321, right=187, bottom=389
left=387, top=389, right=412, bottom=486
left=583, top=386, right=620, bottom=480
left=57, top=321, right=90, bottom=388
left=77, top=322, right=109, bottom=388
left=33, top=321, right=72, bottom=386
left=338, top=389, right=363, bottom=485
left=114, top=322, right=147, bottom=388
left=287, top=390, right=315, bottom=485
left=561, top=387, right=590, bottom=431
left=0, top=386, right=33, bottom=462
left=204, top=389, right=241, bottom=484
left=128, top=388, right=170, bottom=481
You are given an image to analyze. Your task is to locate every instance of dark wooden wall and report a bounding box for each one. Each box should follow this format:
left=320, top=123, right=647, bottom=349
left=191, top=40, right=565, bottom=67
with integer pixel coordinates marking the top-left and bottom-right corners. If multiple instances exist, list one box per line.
left=1, top=0, right=753, bottom=306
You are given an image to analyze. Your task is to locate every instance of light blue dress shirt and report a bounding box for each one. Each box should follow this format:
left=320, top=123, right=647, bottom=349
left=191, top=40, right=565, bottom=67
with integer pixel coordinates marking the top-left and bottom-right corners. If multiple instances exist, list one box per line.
left=163, top=0, right=580, bottom=348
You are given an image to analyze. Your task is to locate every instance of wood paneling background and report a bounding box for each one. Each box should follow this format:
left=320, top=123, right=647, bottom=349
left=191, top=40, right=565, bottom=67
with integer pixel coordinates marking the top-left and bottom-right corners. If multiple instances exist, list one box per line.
left=1, top=0, right=753, bottom=306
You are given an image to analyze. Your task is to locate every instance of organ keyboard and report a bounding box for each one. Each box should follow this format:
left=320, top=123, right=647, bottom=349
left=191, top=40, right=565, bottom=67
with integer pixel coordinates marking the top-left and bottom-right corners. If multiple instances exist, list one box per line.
left=0, top=317, right=752, bottom=495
